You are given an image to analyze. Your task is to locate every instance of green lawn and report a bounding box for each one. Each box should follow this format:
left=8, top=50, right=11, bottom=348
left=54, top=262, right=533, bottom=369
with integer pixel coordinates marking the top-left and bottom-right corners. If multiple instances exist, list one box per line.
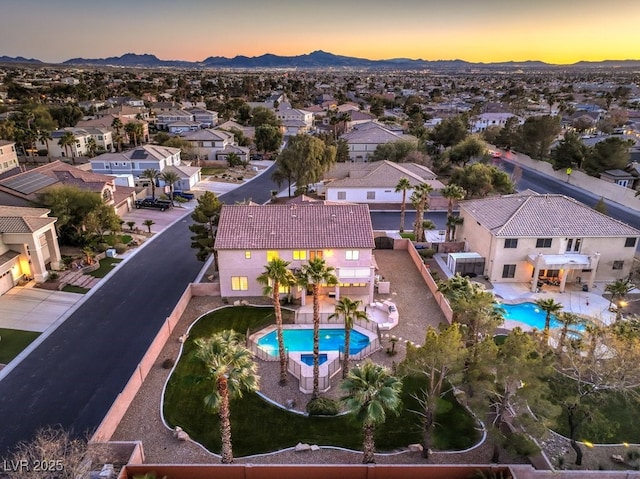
left=0, top=328, right=40, bottom=364
left=400, top=232, right=415, bottom=240
left=163, top=306, right=479, bottom=457
left=89, top=257, right=123, bottom=278
left=201, top=167, right=227, bottom=175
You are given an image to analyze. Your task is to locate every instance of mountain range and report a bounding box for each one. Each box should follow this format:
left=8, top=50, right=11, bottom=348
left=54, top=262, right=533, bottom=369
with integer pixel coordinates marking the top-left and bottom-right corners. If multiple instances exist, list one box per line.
left=1, top=50, right=640, bottom=70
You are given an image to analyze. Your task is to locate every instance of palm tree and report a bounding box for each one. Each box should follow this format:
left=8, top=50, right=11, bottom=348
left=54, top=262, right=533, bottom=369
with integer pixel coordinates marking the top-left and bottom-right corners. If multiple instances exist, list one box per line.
left=142, top=219, right=155, bottom=233
left=445, top=216, right=464, bottom=242
left=329, top=297, right=369, bottom=378
left=257, top=258, right=297, bottom=385
left=605, top=278, right=635, bottom=314
left=394, top=177, right=411, bottom=233
left=86, top=137, right=98, bottom=158
left=38, top=130, right=52, bottom=161
left=194, top=330, right=259, bottom=464
left=410, top=183, right=433, bottom=242
left=534, top=298, right=564, bottom=344
left=556, top=312, right=582, bottom=353
left=111, top=117, right=124, bottom=151
left=297, top=258, right=338, bottom=397
left=141, top=168, right=160, bottom=199
left=340, top=359, right=402, bottom=464
left=160, top=170, right=180, bottom=205
left=226, top=152, right=241, bottom=168
left=441, top=184, right=465, bottom=241
left=124, top=122, right=138, bottom=146
left=58, top=131, right=77, bottom=164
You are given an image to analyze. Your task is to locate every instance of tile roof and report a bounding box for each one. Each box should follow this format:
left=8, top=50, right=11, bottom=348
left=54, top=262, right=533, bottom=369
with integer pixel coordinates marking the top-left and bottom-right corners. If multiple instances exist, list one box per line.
left=0, top=206, right=56, bottom=233
left=341, top=122, right=405, bottom=144
left=325, top=161, right=442, bottom=189
left=215, top=204, right=374, bottom=250
left=461, top=193, right=640, bottom=237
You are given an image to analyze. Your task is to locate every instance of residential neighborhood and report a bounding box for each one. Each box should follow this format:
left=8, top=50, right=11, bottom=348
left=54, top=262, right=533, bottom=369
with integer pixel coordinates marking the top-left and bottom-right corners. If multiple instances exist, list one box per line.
left=2, top=45, right=640, bottom=479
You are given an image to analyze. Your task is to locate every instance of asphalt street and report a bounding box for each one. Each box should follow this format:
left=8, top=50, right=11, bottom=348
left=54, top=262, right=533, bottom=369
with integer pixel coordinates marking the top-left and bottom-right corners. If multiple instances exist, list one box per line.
left=0, top=171, right=278, bottom=456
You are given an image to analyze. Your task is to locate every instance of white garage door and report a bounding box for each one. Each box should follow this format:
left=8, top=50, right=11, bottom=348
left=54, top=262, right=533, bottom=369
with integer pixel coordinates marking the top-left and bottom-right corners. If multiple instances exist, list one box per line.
left=0, top=271, right=14, bottom=296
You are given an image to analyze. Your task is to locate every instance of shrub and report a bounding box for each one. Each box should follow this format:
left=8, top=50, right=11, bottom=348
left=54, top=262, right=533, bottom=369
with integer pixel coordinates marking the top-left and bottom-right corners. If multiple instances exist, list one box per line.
left=96, top=243, right=110, bottom=253
left=306, top=397, right=340, bottom=416
left=162, top=358, right=175, bottom=369
left=503, top=432, right=540, bottom=457
left=114, top=243, right=128, bottom=254
left=47, top=272, right=59, bottom=281
left=61, top=255, right=74, bottom=266
left=120, top=234, right=133, bottom=244
left=418, top=248, right=436, bottom=259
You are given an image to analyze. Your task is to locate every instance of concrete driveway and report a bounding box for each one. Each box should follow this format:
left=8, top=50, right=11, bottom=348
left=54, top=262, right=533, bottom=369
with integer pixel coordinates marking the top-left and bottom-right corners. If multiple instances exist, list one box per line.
left=120, top=201, right=195, bottom=234
left=0, top=287, right=82, bottom=332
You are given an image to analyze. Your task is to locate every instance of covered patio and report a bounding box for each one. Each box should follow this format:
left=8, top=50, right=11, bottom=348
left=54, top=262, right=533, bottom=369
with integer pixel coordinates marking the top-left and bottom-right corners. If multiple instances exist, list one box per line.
left=527, top=252, right=601, bottom=293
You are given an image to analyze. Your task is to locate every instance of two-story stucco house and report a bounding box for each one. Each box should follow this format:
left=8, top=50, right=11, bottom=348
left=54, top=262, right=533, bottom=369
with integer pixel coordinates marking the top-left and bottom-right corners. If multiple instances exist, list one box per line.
left=0, top=206, right=62, bottom=293
left=214, top=203, right=376, bottom=303
left=0, top=140, right=19, bottom=175
left=470, top=113, right=523, bottom=133
left=322, top=160, right=446, bottom=209
left=457, top=192, right=640, bottom=292
left=181, top=129, right=248, bottom=162
left=341, top=121, right=417, bottom=162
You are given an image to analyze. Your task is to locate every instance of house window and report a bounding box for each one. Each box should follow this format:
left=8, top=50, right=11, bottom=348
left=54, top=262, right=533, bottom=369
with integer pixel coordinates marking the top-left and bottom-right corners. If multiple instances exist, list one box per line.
left=625, top=237, right=637, bottom=248
left=337, top=191, right=346, bottom=200
left=502, top=264, right=516, bottom=278
left=245, top=251, right=251, bottom=259
left=309, top=250, right=323, bottom=260
left=504, top=238, right=518, bottom=248
left=536, top=238, right=552, bottom=248
left=293, top=250, right=307, bottom=260
left=346, top=250, right=360, bottom=261
left=267, top=251, right=279, bottom=261
left=366, top=191, right=375, bottom=200
left=231, top=276, right=248, bottom=291
left=565, top=238, right=581, bottom=252
left=613, top=261, right=624, bottom=270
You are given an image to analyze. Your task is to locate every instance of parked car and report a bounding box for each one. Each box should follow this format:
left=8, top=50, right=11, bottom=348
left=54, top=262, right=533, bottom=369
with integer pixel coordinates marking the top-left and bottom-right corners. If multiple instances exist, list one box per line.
left=134, top=198, right=172, bottom=211
left=173, top=190, right=195, bottom=200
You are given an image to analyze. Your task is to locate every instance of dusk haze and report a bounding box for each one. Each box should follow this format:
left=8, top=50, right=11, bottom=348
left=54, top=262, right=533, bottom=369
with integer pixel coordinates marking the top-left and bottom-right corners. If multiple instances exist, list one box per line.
left=1, top=0, right=639, bottom=64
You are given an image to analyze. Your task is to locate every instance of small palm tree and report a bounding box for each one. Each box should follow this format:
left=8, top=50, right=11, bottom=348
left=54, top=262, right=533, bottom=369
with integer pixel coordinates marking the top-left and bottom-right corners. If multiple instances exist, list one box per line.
left=341, top=360, right=402, bottom=464
left=605, top=278, right=635, bottom=313
left=38, top=129, right=52, bottom=161
left=441, top=184, right=465, bottom=241
left=58, top=131, right=77, bottom=163
left=160, top=170, right=180, bottom=205
left=556, top=312, right=582, bottom=352
left=126, top=221, right=136, bottom=232
left=534, top=298, right=564, bottom=344
left=411, top=183, right=433, bottom=242
left=329, top=297, right=369, bottom=378
left=86, top=137, right=98, bottom=158
left=194, top=330, right=259, bottom=464
left=142, top=219, right=155, bottom=233
left=297, top=258, right=338, bottom=397
left=257, top=259, right=297, bottom=385
left=445, top=216, right=464, bottom=242
left=141, top=168, right=160, bottom=199
left=395, top=177, right=411, bottom=233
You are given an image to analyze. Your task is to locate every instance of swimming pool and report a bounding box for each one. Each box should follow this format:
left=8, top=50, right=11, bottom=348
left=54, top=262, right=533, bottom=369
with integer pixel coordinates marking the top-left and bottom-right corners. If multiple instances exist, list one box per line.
left=257, top=328, right=370, bottom=356
left=499, top=302, right=585, bottom=331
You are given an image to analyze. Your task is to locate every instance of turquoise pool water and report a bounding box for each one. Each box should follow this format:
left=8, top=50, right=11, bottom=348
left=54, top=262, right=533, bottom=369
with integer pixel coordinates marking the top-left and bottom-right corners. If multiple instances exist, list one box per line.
left=257, top=328, right=370, bottom=356
left=300, top=353, right=328, bottom=366
left=500, top=302, right=585, bottom=331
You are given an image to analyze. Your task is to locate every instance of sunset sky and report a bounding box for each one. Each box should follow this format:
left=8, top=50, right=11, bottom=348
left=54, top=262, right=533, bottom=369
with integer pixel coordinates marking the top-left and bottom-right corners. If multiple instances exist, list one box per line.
left=1, top=0, right=638, bottom=65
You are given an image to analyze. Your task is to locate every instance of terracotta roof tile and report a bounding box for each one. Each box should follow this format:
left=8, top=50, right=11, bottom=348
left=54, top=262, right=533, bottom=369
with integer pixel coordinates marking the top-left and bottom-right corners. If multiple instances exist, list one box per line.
left=215, top=204, right=374, bottom=250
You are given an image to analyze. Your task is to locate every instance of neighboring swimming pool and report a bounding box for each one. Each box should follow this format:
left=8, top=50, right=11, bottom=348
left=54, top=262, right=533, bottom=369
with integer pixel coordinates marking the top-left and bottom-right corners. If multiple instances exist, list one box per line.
left=257, top=328, right=370, bottom=357
left=499, top=302, right=586, bottom=331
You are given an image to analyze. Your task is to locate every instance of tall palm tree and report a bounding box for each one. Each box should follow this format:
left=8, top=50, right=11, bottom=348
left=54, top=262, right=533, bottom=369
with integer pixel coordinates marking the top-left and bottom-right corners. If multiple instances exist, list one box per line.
left=441, top=184, right=465, bottom=241
left=394, top=177, right=411, bottom=233
left=297, top=258, right=338, bottom=397
left=86, top=137, right=97, bottom=158
left=257, top=258, right=297, bottom=385
left=124, top=122, right=138, bottom=146
left=411, top=183, right=433, bottom=242
left=445, top=216, right=464, bottom=242
left=160, top=170, right=180, bottom=205
left=605, top=278, right=635, bottom=313
left=340, top=359, right=402, bottom=464
left=111, top=117, right=124, bottom=151
left=38, top=130, right=52, bottom=161
left=329, top=297, right=369, bottom=378
left=194, top=330, right=259, bottom=464
left=141, top=168, right=160, bottom=199
left=556, top=312, right=582, bottom=353
left=58, top=131, right=77, bottom=164
left=534, top=298, right=564, bottom=344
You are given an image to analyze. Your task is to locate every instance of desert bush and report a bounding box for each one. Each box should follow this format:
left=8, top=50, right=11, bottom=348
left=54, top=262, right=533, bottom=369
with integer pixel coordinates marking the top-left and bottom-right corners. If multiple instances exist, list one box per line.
left=306, top=397, right=340, bottom=416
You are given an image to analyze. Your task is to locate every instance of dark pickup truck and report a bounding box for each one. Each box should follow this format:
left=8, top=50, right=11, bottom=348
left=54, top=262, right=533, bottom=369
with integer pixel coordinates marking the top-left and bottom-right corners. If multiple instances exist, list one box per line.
left=134, top=198, right=173, bottom=211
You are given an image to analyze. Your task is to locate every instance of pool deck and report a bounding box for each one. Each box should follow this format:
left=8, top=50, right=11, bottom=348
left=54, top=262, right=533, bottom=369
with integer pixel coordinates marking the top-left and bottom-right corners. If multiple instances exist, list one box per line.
left=492, top=281, right=617, bottom=327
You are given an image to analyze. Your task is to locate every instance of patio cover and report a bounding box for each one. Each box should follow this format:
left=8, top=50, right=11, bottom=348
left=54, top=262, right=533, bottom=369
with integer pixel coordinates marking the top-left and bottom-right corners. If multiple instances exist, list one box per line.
left=526, top=253, right=591, bottom=269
